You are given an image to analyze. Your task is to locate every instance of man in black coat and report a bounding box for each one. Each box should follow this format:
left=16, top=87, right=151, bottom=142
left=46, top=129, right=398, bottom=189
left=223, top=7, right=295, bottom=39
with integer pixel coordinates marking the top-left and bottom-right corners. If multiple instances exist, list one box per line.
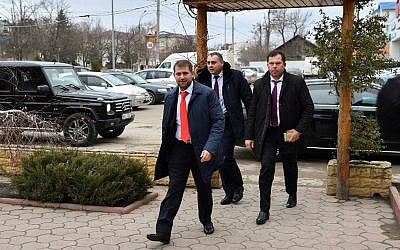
left=147, top=60, right=224, bottom=244
left=377, top=76, right=400, bottom=140
left=197, top=52, right=253, bottom=205
left=244, top=51, right=314, bottom=224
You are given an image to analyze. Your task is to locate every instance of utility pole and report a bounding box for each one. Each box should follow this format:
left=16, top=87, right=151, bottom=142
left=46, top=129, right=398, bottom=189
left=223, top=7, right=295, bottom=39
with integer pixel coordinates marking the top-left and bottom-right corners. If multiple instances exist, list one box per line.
left=224, top=12, right=227, bottom=47
left=111, top=0, right=116, bottom=70
left=231, top=15, right=234, bottom=67
left=155, top=0, right=160, bottom=65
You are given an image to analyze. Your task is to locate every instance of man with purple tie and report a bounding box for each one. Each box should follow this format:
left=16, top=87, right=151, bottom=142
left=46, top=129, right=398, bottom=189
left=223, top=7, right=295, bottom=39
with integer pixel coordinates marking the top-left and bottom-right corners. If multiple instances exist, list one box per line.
left=197, top=52, right=252, bottom=206
left=244, top=51, right=314, bottom=224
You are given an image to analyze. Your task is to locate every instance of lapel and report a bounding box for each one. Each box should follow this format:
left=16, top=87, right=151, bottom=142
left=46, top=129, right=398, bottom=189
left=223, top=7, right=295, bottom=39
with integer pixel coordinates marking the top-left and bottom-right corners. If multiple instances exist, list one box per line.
left=280, top=72, right=288, bottom=100
left=188, top=81, right=201, bottom=114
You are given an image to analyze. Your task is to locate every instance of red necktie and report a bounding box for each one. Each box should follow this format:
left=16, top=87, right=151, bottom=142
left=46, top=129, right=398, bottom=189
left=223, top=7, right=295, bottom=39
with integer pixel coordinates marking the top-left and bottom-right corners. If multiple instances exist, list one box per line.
left=214, top=75, right=219, bottom=98
left=271, top=80, right=280, bottom=127
left=180, top=91, right=190, bottom=142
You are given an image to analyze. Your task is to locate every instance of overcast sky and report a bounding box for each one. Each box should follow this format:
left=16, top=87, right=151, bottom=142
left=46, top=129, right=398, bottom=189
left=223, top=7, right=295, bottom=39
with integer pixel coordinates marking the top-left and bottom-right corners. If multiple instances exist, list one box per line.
left=1, top=0, right=381, bottom=47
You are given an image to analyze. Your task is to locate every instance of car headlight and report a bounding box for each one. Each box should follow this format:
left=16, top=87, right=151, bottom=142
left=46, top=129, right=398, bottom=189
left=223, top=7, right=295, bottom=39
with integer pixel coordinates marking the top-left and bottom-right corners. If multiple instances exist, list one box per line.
left=158, top=88, right=167, bottom=93
left=106, top=104, right=115, bottom=115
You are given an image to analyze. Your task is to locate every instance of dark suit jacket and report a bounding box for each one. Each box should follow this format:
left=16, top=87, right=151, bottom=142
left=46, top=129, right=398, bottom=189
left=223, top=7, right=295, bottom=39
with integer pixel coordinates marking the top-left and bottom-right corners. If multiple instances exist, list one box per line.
left=154, top=80, right=225, bottom=183
left=196, top=62, right=253, bottom=144
left=244, top=71, right=314, bottom=160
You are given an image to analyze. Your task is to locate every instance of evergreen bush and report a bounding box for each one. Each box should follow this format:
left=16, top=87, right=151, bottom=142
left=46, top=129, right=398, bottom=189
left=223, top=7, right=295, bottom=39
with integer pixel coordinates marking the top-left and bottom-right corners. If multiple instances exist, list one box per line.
left=12, top=150, right=153, bottom=206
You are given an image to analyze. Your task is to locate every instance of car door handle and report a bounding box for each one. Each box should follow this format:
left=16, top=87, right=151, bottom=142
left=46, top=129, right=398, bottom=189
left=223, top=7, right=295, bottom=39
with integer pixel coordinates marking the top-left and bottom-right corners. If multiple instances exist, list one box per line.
left=313, top=114, right=334, bottom=120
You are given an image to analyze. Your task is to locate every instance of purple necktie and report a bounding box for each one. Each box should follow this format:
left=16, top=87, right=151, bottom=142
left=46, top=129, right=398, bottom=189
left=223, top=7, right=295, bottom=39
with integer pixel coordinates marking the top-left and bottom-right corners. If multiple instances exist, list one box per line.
left=213, top=75, right=219, bottom=98
left=271, top=80, right=280, bottom=127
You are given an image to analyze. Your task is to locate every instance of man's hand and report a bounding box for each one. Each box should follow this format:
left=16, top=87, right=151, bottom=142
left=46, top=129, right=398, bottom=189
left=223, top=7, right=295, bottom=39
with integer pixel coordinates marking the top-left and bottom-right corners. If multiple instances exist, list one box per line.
left=200, top=150, right=213, bottom=162
left=245, top=140, right=254, bottom=150
left=286, top=129, right=301, bottom=142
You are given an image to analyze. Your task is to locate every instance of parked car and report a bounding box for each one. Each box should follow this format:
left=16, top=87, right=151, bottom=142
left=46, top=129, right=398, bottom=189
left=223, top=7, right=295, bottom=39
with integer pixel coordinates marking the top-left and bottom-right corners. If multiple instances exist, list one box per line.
left=241, top=68, right=257, bottom=84
left=135, top=69, right=176, bottom=87
left=109, top=72, right=170, bottom=105
left=77, top=72, right=151, bottom=108
left=241, top=66, right=265, bottom=79
left=0, top=61, right=134, bottom=146
left=305, top=79, right=400, bottom=155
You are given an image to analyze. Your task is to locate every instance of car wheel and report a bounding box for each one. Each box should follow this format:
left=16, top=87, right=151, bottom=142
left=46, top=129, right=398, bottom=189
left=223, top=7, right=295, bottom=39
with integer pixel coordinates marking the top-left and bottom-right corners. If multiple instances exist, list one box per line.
left=148, top=91, right=156, bottom=105
left=98, top=126, right=125, bottom=138
left=63, top=113, right=98, bottom=146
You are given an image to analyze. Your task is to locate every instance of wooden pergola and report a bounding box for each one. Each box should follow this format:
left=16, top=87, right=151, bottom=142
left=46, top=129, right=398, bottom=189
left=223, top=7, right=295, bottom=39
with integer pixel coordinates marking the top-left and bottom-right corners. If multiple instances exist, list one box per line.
left=183, top=0, right=354, bottom=200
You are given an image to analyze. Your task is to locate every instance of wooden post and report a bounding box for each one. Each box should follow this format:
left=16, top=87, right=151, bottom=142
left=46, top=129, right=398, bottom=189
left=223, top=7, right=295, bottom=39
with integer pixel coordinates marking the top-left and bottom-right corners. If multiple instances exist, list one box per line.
left=196, top=4, right=208, bottom=70
left=336, top=0, right=355, bottom=200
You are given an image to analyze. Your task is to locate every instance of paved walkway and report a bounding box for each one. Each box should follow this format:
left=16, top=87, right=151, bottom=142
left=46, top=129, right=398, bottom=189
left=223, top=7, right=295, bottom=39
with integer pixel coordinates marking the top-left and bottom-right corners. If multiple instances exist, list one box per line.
left=0, top=156, right=399, bottom=249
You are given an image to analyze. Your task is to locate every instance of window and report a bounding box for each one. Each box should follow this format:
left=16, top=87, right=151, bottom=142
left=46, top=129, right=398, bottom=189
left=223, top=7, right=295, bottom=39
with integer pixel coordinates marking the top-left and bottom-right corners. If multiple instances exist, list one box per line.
left=352, top=88, right=379, bottom=106
left=86, top=76, right=107, bottom=87
left=308, top=84, right=339, bottom=105
left=0, top=68, right=15, bottom=92
left=16, top=67, right=46, bottom=92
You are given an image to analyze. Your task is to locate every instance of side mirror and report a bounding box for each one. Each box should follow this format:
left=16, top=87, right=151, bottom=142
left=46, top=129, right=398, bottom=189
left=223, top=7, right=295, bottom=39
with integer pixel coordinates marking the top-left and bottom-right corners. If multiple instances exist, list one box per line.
left=101, top=82, right=107, bottom=88
left=37, top=85, right=50, bottom=93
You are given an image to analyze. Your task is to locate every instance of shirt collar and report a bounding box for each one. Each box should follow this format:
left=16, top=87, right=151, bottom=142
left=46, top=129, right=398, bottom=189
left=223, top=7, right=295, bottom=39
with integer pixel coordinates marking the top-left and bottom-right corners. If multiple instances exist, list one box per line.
left=271, top=75, right=283, bottom=83
left=180, top=81, right=194, bottom=95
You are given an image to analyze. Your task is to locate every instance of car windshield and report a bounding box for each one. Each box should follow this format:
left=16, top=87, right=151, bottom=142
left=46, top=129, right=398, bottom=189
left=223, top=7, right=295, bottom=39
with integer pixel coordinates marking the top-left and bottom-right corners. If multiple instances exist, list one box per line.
left=102, top=74, right=129, bottom=86
left=44, top=67, right=84, bottom=90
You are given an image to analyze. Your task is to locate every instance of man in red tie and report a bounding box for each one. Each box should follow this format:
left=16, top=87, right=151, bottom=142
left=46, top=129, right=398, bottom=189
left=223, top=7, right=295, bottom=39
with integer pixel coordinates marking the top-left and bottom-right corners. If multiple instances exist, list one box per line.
left=244, top=51, right=314, bottom=225
left=147, top=60, right=224, bottom=244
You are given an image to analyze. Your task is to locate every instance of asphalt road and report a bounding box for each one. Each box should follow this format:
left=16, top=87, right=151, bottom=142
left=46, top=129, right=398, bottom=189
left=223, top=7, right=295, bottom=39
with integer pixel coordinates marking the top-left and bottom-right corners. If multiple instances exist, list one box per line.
left=86, top=103, right=400, bottom=184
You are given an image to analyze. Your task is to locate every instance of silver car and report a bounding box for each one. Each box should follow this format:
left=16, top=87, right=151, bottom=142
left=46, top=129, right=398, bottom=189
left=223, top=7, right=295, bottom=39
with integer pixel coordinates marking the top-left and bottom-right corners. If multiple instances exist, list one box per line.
left=78, top=72, right=151, bottom=108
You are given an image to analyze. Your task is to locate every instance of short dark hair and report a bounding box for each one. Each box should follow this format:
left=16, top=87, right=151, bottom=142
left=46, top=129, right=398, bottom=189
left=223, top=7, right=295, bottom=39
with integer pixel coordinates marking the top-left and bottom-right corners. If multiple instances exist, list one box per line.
left=174, top=60, right=193, bottom=72
left=267, top=50, right=286, bottom=63
left=209, top=52, right=224, bottom=62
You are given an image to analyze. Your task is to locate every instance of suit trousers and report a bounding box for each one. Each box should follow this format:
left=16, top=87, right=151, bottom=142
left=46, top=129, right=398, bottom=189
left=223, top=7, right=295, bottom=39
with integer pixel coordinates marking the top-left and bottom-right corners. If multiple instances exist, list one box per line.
left=156, top=139, right=213, bottom=234
left=259, top=127, right=298, bottom=211
left=219, top=117, right=244, bottom=196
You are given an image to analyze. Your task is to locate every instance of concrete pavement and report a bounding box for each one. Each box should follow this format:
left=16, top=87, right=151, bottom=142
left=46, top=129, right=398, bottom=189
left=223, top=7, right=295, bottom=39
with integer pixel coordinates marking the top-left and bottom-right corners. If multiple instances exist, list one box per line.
left=0, top=105, right=399, bottom=249
left=0, top=155, right=399, bottom=249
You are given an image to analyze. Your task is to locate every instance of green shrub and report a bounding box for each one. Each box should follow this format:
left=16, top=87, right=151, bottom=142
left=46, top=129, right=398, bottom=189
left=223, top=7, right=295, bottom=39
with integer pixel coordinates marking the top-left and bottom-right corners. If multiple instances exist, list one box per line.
left=12, top=150, right=153, bottom=206
left=350, top=112, right=382, bottom=158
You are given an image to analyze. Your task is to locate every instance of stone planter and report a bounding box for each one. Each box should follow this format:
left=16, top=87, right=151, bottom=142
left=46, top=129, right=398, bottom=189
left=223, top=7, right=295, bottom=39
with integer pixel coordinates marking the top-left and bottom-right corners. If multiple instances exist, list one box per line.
left=326, top=159, right=392, bottom=198
left=0, top=146, right=221, bottom=189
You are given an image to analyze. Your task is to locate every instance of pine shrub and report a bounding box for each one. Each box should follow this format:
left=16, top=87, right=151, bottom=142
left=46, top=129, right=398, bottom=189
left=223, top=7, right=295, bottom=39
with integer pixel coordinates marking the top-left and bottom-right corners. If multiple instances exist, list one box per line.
left=12, top=150, right=153, bottom=206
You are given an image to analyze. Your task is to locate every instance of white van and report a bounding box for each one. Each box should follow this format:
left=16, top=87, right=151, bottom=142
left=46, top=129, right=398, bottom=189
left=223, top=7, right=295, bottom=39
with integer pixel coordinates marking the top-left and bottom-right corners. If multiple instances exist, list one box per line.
left=158, top=50, right=233, bottom=70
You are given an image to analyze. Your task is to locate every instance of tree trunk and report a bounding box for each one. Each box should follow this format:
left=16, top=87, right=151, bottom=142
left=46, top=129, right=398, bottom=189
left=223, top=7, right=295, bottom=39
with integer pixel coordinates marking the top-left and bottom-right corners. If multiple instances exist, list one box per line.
left=336, top=0, right=355, bottom=200
left=196, top=4, right=208, bottom=70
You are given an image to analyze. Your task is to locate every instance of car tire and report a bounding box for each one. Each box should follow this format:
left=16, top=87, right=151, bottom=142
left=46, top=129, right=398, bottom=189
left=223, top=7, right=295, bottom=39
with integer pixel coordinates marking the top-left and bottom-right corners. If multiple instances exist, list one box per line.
left=63, top=113, right=98, bottom=147
left=148, top=91, right=156, bottom=105
left=98, top=126, right=125, bottom=138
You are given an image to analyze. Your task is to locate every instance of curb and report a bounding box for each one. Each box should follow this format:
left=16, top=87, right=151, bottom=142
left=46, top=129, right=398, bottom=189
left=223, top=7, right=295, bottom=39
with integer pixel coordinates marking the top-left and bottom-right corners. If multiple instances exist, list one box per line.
left=389, top=186, right=400, bottom=224
left=0, top=192, right=158, bottom=214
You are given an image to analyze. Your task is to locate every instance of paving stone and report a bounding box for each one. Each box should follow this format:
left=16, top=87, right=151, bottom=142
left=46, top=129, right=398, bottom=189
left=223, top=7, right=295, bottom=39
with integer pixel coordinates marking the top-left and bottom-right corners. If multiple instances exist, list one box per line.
left=20, top=241, right=49, bottom=249
left=76, top=237, right=103, bottom=247
left=0, top=244, right=19, bottom=250
left=48, top=239, right=75, bottom=249
left=25, top=229, right=51, bottom=237
left=9, top=235, right=36, bottom=245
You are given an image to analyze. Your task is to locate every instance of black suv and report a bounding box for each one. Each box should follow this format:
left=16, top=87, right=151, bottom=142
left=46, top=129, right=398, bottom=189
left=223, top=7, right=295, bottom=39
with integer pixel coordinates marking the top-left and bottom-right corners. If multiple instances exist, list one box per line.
left=0, top=61, right=134, bottom=146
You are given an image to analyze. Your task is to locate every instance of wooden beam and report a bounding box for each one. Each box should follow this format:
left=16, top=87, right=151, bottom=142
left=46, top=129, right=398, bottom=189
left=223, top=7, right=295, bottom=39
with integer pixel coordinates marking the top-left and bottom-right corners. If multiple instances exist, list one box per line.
left=196, top=4, right=208, bottom=70
left=336, top=0, right=354, bottom=200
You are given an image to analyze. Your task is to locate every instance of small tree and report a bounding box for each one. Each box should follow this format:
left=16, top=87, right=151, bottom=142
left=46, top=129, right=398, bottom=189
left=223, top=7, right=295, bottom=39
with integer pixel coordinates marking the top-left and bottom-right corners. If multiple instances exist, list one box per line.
left=312, top=1, right=396, bottom=199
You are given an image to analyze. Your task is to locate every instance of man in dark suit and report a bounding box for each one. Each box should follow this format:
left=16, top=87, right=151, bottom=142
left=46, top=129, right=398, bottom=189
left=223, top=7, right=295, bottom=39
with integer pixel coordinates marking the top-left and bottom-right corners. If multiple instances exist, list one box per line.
left=147, top=60, right=224, bottom=244
left=244, top=51, right=314, bottom=225
left=197, top=52, right=252, bottom=205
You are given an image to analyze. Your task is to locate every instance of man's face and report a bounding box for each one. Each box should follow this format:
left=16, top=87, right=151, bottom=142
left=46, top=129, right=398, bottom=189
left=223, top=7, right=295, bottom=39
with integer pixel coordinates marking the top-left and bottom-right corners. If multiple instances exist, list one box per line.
left=267, top=54, right=286, bottom=79
left=207, top=55, right=224, bottom=75
left=174, top=65, right=194, bottom=90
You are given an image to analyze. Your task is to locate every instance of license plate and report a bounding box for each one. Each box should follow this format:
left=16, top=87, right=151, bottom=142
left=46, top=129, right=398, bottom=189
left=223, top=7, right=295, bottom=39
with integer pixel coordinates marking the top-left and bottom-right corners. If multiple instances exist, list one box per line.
left=122, top=113, right=132, bottom=120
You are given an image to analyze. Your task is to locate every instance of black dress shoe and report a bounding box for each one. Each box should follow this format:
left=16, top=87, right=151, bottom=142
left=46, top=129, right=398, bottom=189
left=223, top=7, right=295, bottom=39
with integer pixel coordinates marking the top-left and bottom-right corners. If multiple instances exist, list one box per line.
left=147, top=232, right=170, bottom=244
left=220, top=194, right=232, bottom=205
left=286, top=194, right=297, bottom=208
left=232, top=186, right=244, bottom=203
left=256, top=211, right=269, bottom=225
left=203, top=222, right=214, bottom=234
